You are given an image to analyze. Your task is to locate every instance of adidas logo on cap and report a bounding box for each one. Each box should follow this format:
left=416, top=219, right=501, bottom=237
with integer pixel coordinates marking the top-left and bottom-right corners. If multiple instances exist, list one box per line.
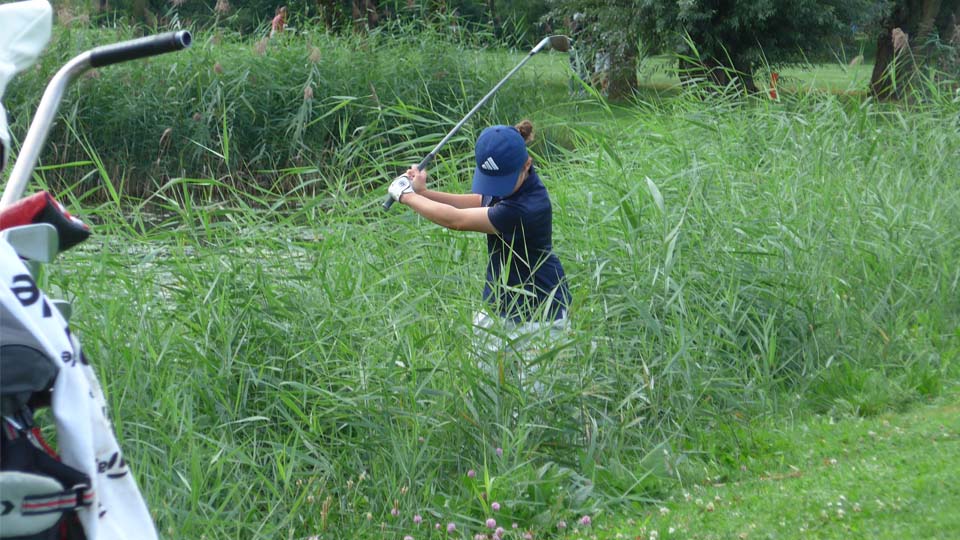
left=480, top=157, right=499, bottom=171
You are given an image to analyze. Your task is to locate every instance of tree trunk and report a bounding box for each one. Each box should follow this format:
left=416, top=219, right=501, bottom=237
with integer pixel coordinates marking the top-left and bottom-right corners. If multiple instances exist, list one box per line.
left=367, top=0, right=379, bottom=28
left=352, top=0, right=363, bottom=31
left=606, top=43, right=638, bottom=100
left=917, top=0, right=945, bottom=39
left=870, top=31, right=899, bottom=98
left=488, top=0, right=500, bottom=39
left=869, top=0, right=955, bottom=98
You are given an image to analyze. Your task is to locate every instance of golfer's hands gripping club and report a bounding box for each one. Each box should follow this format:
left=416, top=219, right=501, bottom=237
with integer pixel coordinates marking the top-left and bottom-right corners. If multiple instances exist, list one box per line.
left=383, top=166, right=427, bottom=209
left=404, top=166, right=428, bottom=193
left=387, top=175, right=415, bottom=203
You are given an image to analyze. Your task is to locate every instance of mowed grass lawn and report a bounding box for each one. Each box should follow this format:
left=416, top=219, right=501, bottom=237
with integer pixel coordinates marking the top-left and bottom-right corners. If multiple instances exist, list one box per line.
left=534, top=52, right=876, bottom=95
left=568, top=388, right=960, bottom=540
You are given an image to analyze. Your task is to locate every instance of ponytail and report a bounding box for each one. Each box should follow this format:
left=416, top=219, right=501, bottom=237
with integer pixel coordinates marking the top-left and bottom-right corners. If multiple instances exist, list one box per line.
left=514, top=119, right=534, bottom=144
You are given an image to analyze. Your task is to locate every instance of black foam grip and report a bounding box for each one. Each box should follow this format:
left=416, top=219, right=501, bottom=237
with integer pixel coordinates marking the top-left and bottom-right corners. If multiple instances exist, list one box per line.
left=89, top=31, right=192, bottom=68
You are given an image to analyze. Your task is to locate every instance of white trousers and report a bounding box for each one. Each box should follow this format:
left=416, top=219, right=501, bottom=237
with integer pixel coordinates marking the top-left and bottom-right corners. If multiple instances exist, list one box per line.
left=471, top=310, right=570, bottom=392
left=472, top=310, right=569, bottom=354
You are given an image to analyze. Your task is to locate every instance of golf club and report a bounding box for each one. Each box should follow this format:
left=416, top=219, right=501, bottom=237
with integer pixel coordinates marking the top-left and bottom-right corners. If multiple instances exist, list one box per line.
left=383, top=34, right=571, bottom=210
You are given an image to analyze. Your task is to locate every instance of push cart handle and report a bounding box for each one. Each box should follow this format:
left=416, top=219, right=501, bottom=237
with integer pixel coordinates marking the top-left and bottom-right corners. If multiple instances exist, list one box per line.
left=90, top=31, right=192, bottom=68
left=1, top=31, right=192, bottom=209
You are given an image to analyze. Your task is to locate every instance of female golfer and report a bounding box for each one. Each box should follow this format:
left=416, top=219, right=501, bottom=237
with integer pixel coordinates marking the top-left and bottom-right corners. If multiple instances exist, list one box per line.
left=388, top=120, right=571, bottom=354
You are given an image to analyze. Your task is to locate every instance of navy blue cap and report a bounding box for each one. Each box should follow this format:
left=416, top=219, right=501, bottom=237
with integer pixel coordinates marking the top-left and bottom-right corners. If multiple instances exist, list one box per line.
left=471, top=125, right=529, bottom=197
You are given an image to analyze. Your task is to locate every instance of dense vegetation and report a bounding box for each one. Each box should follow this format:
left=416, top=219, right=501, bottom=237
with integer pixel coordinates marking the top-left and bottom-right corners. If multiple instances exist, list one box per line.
left=15, top=33, right=955, bottom=540
left=4, top=12, right=957, bottom=540
left=4, top=20, right=552, bottom=197
left=63, top=0, right=960, bottom=99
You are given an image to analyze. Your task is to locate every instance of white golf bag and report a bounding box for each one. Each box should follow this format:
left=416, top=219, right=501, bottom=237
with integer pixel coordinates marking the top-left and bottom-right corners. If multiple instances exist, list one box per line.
left=1, top=2, right=190, bottom=538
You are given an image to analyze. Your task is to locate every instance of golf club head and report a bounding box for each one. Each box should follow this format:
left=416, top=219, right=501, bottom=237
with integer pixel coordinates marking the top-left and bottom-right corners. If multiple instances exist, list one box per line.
left=534, top=35, right=572, bottom=54
left=51, top=299, right=72, bottom=321
left=547, top=35, right=572, bottom=53
left=1, top=223, right=59, bottom=262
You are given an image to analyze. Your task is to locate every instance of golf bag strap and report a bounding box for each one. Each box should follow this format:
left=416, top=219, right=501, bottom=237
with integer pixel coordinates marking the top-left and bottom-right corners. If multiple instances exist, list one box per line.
left=18, top=483, right=94, bottom=516
left=30, top=426, right=58, bottom=458
left=0, top=470, right=91, bottom=539
left=2, top=419, right=86, bottom=480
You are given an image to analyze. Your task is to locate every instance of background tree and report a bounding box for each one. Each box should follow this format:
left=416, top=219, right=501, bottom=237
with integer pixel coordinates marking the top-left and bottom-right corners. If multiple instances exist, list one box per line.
left=869, top=0, right=960, bottom=98
left=545, top=0, right=644, bottom=100
left=548, top=0, right=867, bottom=97
left=670, top=0, right=868, bottom=92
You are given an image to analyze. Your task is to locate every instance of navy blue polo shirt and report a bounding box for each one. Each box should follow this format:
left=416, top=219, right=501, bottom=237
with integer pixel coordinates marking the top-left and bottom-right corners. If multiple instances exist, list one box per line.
left=482, top=167, right=571, bottom=322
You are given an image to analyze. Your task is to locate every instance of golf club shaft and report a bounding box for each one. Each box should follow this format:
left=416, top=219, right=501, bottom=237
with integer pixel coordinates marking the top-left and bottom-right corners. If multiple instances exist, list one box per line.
left=383, top=36, right=566, bottom=210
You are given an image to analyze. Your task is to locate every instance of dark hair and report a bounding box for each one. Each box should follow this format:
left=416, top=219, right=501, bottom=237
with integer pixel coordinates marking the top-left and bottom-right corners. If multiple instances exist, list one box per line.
left=514, top=120, right=534, bottom=144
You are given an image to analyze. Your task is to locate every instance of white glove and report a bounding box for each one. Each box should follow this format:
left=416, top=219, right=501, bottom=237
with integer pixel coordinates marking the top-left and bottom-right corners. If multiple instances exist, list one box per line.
left=388, top=175, right=414, bottom=202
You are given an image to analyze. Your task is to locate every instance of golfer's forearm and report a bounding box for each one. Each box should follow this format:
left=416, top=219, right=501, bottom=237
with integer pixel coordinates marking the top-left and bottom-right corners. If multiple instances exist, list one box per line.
left=418, top=190, right=481, bottom=209
left=402, top=194, right=469, bottom=230
left=402, top=194, right=456, bottom=228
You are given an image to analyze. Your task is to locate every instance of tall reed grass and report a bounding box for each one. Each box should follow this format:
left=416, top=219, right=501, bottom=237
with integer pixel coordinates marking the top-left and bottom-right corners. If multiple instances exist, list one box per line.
left=27, top=30, right=960, bottom=540
left=4, top=21, right=558, bottom=199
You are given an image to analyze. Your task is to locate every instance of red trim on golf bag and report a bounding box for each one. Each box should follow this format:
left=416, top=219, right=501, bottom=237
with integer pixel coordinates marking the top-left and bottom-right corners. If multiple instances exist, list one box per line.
left=0, top=191, right=47, bottom=229
left=31, top=427, right=58, bottom=457
left=0, top=191, right=90, bottom=251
